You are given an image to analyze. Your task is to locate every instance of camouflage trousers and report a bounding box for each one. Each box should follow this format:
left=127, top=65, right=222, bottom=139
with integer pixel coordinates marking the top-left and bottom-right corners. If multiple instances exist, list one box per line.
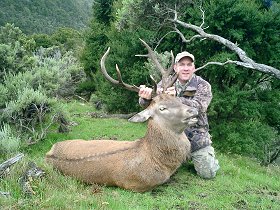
left=191, top=145, right=220, bottom=179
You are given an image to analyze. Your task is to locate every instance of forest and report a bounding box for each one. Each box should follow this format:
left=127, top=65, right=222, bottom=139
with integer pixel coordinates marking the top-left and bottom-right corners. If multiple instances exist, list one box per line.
left=0, top=0, right=93, bottom=34
left=0, top=0, right=280, bottom=209
left=81, top=0, right=280, bottom=163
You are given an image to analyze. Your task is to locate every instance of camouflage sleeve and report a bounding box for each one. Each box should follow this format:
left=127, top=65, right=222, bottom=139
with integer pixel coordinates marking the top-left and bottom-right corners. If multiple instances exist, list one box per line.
left=139, top=97, right=152, bottom=108
left=178, top=81, right=212, bottom=113
left=139, top=81, right=163, bottom=108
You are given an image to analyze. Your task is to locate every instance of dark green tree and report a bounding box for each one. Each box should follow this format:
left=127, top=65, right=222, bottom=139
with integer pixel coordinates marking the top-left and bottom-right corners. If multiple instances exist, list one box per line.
left=31, top=27, right=84, bottom=57
left=86, top=0, right=280, bottom=160
left=0, top=23, right=36, bottom=81
left=80, top=0, right=115, bottom=95
left=0, top=0, right=93, bottom=34
left=81, top=0, right=158, bottom=110
left=95, top=27, right=155, bottom=113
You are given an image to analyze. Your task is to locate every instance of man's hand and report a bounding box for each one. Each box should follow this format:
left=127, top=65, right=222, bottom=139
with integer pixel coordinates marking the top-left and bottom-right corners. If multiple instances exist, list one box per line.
left=139, top=85, right=153, bottom=100
left=165, top=87, right=176, bottom=96
left=139, top=86, right=176, bottom=99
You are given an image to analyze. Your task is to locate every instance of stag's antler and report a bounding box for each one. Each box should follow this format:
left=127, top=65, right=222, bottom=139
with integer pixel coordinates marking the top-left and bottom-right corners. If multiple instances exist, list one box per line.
left=100, top=39, right=178, bottom=95
left=137, top=39, right=178, bottom=92
left=100, top=47, right=140, bottom=92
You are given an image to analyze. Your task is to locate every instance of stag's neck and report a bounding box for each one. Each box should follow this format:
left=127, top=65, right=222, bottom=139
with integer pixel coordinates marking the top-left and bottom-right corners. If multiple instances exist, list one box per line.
left=143, top=120, right=189, bottom=170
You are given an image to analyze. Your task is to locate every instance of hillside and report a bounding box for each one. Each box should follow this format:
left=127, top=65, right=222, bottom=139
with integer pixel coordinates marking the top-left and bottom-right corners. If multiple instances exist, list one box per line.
left=0, top=101, right=279, bottom=209
left=0, top=0, right=94, bottom=34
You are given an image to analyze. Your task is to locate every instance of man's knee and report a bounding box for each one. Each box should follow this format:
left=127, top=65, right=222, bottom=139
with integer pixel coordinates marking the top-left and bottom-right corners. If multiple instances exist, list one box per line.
left=191, top=146, right=220, bottom=179
left=196, top=165, right=218, bottom=179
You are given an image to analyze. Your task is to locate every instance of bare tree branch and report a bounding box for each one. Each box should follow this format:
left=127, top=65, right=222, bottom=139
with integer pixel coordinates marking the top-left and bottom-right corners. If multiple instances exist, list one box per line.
left=154, top=30, right=177, bottom=50
left=0, top=153, right=24, bottom=177
left=195, top=60, right=268, bottom=72
left=155, top=27, right=203, bottom=51
left=199, top=5, right=205, bottom=28
left=195, top=60, right=235, bottom=71
left=169, top=10, right=280, bottom=79
left=174, top=26, right=203, bottom=43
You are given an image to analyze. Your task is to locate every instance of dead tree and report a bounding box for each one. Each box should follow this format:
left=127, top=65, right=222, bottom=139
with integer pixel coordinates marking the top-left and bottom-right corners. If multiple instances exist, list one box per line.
left=155, top=7, right=280, bottom=79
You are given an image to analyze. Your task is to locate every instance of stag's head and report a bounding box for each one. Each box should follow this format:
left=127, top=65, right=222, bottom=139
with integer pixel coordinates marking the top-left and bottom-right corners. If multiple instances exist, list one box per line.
left=100, top=39, right=198, bottom=133
left=129, top=94, right=198, bottom=133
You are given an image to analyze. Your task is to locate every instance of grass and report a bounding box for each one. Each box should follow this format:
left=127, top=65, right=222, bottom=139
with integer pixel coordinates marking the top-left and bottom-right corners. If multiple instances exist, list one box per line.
left=1, top=101, right=279, bottom=209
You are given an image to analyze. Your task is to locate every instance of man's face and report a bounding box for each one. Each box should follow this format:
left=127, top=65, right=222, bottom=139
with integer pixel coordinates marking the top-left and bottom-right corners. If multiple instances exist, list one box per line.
left=174, top=57, right=195, bottom=84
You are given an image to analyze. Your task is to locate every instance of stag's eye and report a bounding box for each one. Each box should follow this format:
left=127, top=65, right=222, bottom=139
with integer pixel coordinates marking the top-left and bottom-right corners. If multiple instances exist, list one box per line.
left=159, top=106, right=167, bottom=111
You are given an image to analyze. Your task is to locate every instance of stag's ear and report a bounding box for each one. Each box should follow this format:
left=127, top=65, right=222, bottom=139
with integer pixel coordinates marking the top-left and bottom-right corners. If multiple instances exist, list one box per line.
left=128, top=109, right=152, bottom=123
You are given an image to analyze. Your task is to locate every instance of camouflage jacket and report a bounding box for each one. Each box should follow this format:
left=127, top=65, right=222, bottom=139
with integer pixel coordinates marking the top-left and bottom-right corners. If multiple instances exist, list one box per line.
left=139, top=74, right=212, bottom=152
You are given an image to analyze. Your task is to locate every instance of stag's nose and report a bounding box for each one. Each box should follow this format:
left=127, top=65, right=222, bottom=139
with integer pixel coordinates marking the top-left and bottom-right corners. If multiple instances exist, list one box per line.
left=188, top=107, right=198, bottom=116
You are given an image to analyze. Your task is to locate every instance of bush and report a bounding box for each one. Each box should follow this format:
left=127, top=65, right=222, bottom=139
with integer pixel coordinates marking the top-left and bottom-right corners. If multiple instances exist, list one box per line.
left=1, top=88, right=56, bottom=142
left=212, top=120, right=278, bottom=159
left=32, top=47, right=86, bottom=97
left=0, top=46, right=86, bottom=143
left=209, top=84, right=280, bottom=161
left=0, top=24, right=36, bottom=82
left=0, top=24, right=87, bottom=148
left=0, top=47, right=86, bottom=102
left=0, top=123, right=20, bottom=154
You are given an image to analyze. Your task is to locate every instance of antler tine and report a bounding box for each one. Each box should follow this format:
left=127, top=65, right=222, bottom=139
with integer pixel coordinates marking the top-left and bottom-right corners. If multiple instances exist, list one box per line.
left=149, top=75, right=158, bottom=96
left=165, top=51, right=177, bottom=89
left=100, top=47, right=140, bottom=93
left=139, top=38, right=166, bottom=75
left=166, top=72, right=179, bottom=89
left=167, top=51, right=175, bottom=75
left=115, top=64, right=124, bottom=84
left=139, top=38, right=177, bottom=92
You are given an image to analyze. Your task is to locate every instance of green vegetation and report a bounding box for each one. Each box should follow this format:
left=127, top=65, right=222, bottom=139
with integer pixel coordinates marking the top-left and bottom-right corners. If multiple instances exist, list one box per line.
left=82, top=0, right=280, bottom=162
left=0, top=0, right=94, bottom=34
left=0, top=101, right=279, bottom=209
left=0, top=0, right=279, bottom=208
left=0, top=23, right=86, bottom=146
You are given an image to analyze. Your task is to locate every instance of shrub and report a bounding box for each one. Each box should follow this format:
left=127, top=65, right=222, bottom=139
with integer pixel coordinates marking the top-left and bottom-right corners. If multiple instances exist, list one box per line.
left=1, top=88, right=56, bottom=143
left=0, top=123, right=20, bottom=154
left=0, top=24, right=86, bottom=147
left=33, top=47, right=86, bottom=97
left=0, top=45, right=86, bottom=143
left=209, top=85, right=280, bottom=161
left=212, top=120, right=278, bottom=160
left=0, top=24, right=36, bottom=82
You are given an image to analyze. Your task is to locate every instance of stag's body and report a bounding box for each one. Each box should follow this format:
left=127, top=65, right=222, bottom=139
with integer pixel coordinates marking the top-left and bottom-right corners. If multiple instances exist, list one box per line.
left=46, top=40, right=198, bottom=192
left=46, top=95, right=197, bottom=192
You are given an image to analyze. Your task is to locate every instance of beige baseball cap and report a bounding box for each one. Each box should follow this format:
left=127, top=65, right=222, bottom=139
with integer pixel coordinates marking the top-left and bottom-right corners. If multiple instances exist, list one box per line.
left=175, top=51, right=195, bottom=63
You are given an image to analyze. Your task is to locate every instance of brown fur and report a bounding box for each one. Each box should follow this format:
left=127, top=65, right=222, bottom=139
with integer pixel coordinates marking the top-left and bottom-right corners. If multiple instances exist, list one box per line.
left=46, top=94, right=197, bottom=192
